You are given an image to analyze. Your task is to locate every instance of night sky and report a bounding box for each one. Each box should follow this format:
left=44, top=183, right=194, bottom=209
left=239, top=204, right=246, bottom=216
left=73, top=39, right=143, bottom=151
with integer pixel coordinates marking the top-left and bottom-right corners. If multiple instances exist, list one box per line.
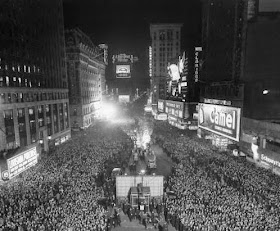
left=63, top=0, right=201, bottom=81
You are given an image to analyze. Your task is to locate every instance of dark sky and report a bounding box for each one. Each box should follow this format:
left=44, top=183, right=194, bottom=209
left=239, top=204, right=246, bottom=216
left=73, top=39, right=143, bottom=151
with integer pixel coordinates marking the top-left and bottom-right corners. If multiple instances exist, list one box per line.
left=63, top=0, right=201, bottom=81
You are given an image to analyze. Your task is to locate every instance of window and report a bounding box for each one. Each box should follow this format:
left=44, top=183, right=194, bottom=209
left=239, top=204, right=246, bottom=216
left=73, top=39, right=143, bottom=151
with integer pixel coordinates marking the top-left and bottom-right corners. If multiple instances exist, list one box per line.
left=0, top=93, right=5, bottom=103
left=45, top=104, right=50, bottom=113
left=7, top=93, right=12, bottom=103
left=6, top=76, right=9, bottom=86
left=159, top=31, right=165, bottom=40
left=4, top=110, right=13, bottom=119
left=18, top=108, right=25, bottom=117
left=29, top=108, right=34, bottom=115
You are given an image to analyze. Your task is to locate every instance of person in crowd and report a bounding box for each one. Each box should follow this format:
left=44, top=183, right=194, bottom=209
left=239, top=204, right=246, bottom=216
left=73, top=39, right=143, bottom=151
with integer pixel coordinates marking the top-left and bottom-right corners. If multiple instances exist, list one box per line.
left=151, top=121, right=280, bottom=230
left=0, top=123, right=132, bottom=231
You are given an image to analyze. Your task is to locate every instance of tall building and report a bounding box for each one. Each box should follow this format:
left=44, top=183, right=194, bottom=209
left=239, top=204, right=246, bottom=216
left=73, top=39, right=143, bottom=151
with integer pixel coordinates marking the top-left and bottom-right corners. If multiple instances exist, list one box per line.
left=243, top=1, right=280, bottom=121
left=149, top=23, right=183, bottom=106
left=111, top=53, right=138, bottom=103
left=199, top=0, right=280, bottom=170
left=0, top=0, right=70, bottom=179
left=65, top=28, right=107, bottom=129
left=200, top=0, right=246, bottom=109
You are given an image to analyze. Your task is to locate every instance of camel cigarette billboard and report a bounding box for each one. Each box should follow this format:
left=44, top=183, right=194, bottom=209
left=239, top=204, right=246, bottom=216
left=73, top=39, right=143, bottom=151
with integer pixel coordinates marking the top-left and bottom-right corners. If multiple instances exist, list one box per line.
left=198, top=103, right=241, bottom=141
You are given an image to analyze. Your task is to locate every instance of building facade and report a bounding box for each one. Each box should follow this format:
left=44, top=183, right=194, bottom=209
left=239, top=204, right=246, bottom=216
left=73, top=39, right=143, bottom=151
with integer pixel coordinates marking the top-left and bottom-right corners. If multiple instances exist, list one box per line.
left=111, top=54, right=139, bottom=104
left=243, top=6, right=280, bottom=121
left=149, top=24, right=183, bottom=107
left=199, top=0, right=280, bottom=174
left=65, top=28, right=107, bottom=129
left=0, top=0, right=70, bottom=179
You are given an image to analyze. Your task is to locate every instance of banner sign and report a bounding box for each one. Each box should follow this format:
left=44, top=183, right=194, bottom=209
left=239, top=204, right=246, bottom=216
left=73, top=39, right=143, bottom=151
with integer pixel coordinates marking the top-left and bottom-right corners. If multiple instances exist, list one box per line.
left=198, top=103, right=241, bottom=141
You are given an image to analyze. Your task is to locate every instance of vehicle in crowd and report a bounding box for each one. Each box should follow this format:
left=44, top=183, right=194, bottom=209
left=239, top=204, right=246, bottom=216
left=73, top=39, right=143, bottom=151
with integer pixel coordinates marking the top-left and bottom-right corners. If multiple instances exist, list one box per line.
left=115, top=175, right=164, bottom=209
left=154, top=113, right=168, bottom=121
left=145, top=151, right=157, bottom=169
left=111, top=168, right=123, bottom=178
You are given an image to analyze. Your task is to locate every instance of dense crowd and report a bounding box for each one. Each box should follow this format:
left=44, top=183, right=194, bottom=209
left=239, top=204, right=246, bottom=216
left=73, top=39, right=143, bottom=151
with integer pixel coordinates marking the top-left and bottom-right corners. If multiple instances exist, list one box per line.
left=152, top=121, right=280, bottom=230
left=0, top=123, right=132, bottom=231
left=2, top=108, right=280, bottom=231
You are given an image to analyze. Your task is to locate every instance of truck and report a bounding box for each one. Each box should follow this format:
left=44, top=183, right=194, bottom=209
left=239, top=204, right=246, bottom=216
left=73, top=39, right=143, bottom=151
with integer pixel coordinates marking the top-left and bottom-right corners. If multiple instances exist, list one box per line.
left=115, top=175, right=164, bottom=208
left=145, top=151, right=157, bottom=169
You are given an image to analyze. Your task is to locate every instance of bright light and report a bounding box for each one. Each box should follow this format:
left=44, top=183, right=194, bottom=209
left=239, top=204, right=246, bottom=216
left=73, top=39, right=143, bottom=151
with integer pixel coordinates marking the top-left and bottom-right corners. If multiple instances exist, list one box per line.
left=100, top=103, right=117, bottom=119
left=140, top=169, right=146, bottom=175
left=142, top=133, right=151, bottom=149
left=144, top=105, right=152, bottom=112
left=263, top=89, right=269, bottom=95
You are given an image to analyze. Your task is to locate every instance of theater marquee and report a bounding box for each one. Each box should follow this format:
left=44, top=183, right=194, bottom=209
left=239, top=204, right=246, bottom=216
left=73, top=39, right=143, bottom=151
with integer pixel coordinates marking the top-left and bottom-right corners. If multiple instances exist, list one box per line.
left=198, top=103, right=241, bottom=141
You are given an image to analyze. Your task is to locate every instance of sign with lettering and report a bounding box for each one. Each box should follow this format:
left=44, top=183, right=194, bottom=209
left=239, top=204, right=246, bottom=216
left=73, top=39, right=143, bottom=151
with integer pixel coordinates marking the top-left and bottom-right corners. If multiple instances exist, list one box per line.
left=261, top=154, right=280, bottom=168
left=157, top=99, right=165, bottom=112
left=7, top=147, right=38, bottom=179
left=194, top=47, right=202, bottom=83
left=198, top=103, right=241, bottom=141
left=116, top=65, right=131, bottom=78
left=165, top=100, right=184, bottom=119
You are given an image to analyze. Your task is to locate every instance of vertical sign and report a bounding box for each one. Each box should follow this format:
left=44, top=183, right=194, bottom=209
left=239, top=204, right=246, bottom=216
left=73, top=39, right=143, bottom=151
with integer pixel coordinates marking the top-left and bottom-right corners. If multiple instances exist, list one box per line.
left=194, top=47, right=202, bottom=83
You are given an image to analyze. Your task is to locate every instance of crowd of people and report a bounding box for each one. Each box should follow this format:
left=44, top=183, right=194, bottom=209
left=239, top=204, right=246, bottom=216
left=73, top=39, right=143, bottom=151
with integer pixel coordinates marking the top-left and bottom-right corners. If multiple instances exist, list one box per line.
left=152, top=121, right=280, bottom=230
left=2, top=107, right=280, bottom=230
left=0, top=123, right=132, bottom=231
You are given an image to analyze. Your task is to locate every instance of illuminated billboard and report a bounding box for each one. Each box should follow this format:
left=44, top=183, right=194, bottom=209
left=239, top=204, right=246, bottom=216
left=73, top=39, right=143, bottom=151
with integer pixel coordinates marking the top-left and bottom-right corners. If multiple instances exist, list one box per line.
left=7, top=146, right=38, bottom=179
left=167, top=64, right=180, bottom=81
left=118, top=95, right=130, bottom=103
left=157, top=99, right=165, bottom=112
left=165, top=100, right=184, bottom=119
left=116, top=65, right=131, bottom=78
left=194, top=47, right=202, bottom=83
left=198, top=103, right=241, bottom=141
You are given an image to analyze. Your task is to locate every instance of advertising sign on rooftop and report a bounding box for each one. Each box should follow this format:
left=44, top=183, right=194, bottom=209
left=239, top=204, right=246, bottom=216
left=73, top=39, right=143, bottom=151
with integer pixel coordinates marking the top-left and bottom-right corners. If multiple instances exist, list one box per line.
left=198, top=103, right=241, bottom=141
left=116, top=64, right=131, bottom=78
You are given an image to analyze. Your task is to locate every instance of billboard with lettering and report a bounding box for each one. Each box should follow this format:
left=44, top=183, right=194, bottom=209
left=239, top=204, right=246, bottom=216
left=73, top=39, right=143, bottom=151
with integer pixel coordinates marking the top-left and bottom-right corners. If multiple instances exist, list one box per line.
left=116, top=64, right=131, bottom=78
left=118, top=95, right=130, bottom=103
left=165, top=100, right=184, bottom=119
left=7, top=146, right=39, bottom=179
left=198, top=103, right=241, bottom=141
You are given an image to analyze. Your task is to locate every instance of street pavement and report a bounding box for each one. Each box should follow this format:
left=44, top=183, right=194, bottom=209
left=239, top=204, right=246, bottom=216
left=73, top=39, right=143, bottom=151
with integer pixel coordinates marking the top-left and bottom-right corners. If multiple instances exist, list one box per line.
left=151, top=144, right=173, bottom=177
left=112, top=211, right=177, bottom=231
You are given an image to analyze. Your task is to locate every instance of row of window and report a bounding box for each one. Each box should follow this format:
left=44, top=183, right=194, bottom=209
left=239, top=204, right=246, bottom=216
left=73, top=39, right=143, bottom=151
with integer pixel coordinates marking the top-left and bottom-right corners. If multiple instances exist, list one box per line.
left=0, top=61, right=40, bottom=73
left=153, top=30, right=180, bottom=40
left=3, top=103, right=69, bottom=148
left=0, top=91, right=68, bottom=104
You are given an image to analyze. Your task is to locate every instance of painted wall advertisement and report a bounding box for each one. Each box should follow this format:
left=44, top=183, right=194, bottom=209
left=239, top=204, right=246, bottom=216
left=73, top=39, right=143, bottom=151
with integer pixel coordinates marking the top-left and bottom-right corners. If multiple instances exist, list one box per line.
left=198, top=103, right=241, bottom=141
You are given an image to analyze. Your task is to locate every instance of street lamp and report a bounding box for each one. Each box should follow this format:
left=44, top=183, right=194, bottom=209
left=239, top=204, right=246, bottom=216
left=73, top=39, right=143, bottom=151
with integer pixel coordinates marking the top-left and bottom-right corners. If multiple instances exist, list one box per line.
left=263, top=89, right=269, bottom=95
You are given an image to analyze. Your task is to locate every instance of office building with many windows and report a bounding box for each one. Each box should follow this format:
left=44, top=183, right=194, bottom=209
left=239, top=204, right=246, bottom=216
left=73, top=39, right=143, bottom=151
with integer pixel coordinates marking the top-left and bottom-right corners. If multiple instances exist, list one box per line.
left=0, top=0, right=71, bottom=179
left=65, top=28, right=107, bottom=129
left=149, top=23, right=183, bottom=107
